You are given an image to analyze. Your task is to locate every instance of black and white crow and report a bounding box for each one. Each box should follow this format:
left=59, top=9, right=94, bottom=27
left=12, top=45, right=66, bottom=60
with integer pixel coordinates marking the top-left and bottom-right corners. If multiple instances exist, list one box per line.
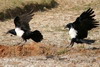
left=7, top=11, right=43, bottom=43
left=65, top=8, right=99, bottom=47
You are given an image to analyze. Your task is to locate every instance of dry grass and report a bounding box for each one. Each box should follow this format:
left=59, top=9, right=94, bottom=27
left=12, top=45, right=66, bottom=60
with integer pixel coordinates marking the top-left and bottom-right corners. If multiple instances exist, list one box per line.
left=55, top=0, right=100, bottom=12
left=0, top=0, right=55, bottom=11
left=0, top=0, right=56, bottom=21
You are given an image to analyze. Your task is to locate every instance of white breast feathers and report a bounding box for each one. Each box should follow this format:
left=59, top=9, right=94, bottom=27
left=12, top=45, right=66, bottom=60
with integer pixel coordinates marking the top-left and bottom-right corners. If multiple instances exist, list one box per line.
left=69, top=27, right=77, bottom=38
left=15, top=28, right=24, bottom=37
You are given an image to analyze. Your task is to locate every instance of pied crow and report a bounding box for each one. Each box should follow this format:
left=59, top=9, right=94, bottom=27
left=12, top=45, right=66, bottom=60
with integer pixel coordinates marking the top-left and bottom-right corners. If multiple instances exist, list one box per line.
left=65, top=8, right=99, bottom=47
left=7, top=11, right=43, bottom=43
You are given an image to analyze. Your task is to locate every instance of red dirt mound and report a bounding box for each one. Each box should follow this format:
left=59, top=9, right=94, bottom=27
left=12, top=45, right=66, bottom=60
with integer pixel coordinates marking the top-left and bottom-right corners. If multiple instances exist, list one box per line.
left=0, top=42, right=51, bottom=57
left=0, top=42, right=100, bottom=58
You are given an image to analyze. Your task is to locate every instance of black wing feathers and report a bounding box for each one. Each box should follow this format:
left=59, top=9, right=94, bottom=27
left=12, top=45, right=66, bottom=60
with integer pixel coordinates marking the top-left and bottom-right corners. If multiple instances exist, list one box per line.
left=14, top=16, right=21, bottom=27
left=14, top=10, right=34, bottom=31
left=73, top=8, right=99, bottom=31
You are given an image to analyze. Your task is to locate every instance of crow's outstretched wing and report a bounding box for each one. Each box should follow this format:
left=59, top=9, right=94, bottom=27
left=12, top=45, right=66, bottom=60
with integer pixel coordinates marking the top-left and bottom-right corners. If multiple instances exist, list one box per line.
left=73, top=8, right=99, bottom=31
left=14, top=10, right=34, bottom=31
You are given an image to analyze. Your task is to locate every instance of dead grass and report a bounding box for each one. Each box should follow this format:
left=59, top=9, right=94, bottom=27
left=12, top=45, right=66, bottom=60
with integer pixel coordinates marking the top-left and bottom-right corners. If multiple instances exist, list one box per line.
left=0, top=0, right=57, bottom=21
left=0, top=0, right=55, bottom=11
left=55, top=0, right=100, bottom=12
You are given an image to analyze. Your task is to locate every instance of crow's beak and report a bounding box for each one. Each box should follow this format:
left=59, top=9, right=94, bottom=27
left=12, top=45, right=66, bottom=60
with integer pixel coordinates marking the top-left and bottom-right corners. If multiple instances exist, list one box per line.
left=6, top=31, right=9, bottom=34
left=64, top=25, right=67, bottom=29
left=64, top=27, right=66, bottom=29
left=64, top=26, right=69, bottom=31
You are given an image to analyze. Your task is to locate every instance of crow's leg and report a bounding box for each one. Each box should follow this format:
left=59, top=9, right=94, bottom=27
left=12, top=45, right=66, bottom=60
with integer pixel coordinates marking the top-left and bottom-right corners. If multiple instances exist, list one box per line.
left=67, top=38, right=75, bottom=48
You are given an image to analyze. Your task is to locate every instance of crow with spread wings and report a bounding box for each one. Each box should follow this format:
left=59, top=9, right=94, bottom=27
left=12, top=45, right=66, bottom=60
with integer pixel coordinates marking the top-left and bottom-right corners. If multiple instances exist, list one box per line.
left=7, top=11, right=43, bottom=44
left=65, top=8, right=99, bottom=47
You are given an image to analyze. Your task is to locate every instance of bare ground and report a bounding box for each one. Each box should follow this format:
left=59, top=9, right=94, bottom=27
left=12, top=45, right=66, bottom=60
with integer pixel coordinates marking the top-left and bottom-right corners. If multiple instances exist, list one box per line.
left=0, top=0, right=100, bottom=67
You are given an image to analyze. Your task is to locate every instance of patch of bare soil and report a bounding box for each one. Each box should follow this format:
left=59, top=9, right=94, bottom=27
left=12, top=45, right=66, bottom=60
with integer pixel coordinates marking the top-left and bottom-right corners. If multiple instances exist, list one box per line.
left=0, top=42, right=58, bottom=57
left=0, top=43, right=100, bottom=67
left=0, top=42, right=48, bottom=57
left=0, top=42, right=100, bottom=58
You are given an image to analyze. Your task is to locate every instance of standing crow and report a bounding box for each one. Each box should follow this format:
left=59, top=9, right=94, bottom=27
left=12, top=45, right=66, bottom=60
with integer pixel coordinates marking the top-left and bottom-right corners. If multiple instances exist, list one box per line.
left=65, top=8, right=99, bottom=47
left=7, top=11, right=43, bottom=44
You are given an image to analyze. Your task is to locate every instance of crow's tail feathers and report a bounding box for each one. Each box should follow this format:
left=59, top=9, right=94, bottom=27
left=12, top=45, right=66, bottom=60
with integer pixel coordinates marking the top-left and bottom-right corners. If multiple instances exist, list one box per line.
left=30, top=30, right=43, bottom=42
left=79, top=39, right=95, bottom=44
left=75, top=38, right=95, bottom=44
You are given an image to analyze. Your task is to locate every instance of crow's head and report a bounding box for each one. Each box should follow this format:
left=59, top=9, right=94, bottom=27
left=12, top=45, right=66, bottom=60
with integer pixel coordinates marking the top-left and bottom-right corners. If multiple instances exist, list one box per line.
left=65, top=23, right=73, bottom=30
left=6, top=29, right=16, bottom=35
